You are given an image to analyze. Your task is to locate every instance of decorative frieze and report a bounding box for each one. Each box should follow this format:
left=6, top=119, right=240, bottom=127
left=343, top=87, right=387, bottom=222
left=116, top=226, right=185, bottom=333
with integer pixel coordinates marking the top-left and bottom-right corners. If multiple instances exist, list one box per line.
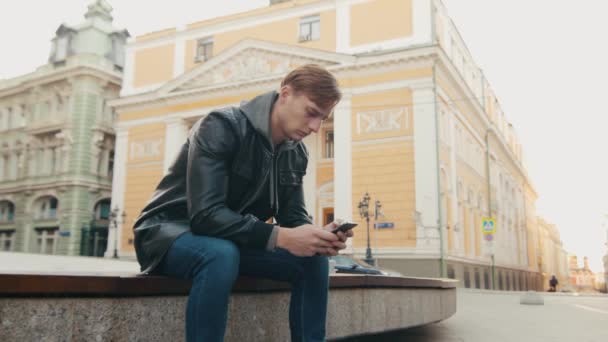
left=129, top=139, right=162, bottom=160
left=178, top=49, right=336, bottom=91
left=356, top=107, right=408, bottom=134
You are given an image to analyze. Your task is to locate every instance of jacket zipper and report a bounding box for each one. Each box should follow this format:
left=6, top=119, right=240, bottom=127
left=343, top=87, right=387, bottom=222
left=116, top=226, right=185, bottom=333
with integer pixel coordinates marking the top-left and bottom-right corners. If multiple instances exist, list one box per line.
left=271, top=150, right=279, bottom=215
left=236, top=150, right=272, bottom=213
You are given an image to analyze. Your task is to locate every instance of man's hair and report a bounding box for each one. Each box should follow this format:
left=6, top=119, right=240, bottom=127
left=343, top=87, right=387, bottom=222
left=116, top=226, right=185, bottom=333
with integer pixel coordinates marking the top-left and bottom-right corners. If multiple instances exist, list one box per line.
left=281, top=64, right=341, bottom=109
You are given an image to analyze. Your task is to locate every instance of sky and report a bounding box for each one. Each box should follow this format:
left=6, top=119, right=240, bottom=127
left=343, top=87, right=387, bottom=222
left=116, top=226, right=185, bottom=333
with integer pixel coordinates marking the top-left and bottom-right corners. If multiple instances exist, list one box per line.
left=1, top=0, right=607, bottom=272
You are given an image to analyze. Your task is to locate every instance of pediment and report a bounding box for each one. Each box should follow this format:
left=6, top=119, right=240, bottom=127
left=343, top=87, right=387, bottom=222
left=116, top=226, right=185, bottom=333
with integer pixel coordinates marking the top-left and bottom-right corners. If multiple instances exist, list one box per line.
left=159, top=39, right=354, bottom=95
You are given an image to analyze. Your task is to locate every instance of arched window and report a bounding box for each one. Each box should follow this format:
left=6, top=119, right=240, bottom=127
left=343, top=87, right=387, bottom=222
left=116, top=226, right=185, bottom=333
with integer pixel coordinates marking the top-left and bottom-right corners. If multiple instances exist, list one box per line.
left=0, top=201, right=15, bottom=223
left=440, top=169, right=448, bottom=228
left=35, top=196, right=59, bottom=220
left=447, top=265, right=455, bottom=279
left=94, top=199, right=111, bottom=221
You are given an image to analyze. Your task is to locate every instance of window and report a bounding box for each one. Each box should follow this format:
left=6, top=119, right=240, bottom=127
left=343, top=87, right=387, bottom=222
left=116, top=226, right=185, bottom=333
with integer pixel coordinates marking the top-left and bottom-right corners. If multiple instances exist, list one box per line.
left=55, top=36, right=69, bottom=61
left=323, top=208, right=334, bottom=226
left=0, top=230, right=14, bottom=251
left=463, top=267, right=471, bottom=288
left=0, top=201, right=15, bottom=223
left=498, top=271, right=504, bottom=290
left=108, top=150, right=115, bottom=180
left=483, top=271, right=490, bottom=289
left=111, top=35, right=125, bottom=69
left=36, top=197, right=58, bottom=220
left=324, top=130, right=334, bottom=159
left=35, top=228, right=58, bottom=254
left=195, top=37, right=213, bottom=62
left=6, top=107, right=12, bottom=129
left=2, top=155, right=9, bottom=180
left=299, top=15, right=320, bottom=42
left=474, top=269, right=481, bottom=289
left=95, top=199, right=111, bottom=220
left=447, top=265, right=455, bottom=279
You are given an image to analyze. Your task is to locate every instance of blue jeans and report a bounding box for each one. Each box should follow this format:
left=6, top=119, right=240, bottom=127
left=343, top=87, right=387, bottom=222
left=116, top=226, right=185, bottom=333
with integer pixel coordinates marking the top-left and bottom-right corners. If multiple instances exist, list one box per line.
left=156, top=232, right=329, bottom=342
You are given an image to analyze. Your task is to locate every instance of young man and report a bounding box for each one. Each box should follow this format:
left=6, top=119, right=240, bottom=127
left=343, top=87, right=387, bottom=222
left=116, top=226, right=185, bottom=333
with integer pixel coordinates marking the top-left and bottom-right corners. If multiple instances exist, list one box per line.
left=133, top=64, right=352, bottom=342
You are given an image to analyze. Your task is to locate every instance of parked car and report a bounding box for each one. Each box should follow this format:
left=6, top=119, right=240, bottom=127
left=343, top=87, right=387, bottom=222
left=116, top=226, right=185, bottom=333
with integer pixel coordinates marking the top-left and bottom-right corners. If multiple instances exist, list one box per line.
left=330, top=255, right=394, bottom=275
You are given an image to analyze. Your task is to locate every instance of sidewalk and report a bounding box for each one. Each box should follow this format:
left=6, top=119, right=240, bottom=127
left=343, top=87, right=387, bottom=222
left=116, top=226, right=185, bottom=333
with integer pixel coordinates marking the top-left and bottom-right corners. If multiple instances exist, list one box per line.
left=461, top=287, right=607, bottom=298
left=0, top=251, right=140, bottom=275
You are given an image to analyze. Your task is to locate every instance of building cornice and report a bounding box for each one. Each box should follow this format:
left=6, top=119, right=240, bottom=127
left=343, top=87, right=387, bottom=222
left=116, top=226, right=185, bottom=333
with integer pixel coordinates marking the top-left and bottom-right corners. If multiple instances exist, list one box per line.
left=111, top=43, right=439, bottom=114
left=0, top=179, right=112, bottom=194
left=0, top=64, right=122, bottom=99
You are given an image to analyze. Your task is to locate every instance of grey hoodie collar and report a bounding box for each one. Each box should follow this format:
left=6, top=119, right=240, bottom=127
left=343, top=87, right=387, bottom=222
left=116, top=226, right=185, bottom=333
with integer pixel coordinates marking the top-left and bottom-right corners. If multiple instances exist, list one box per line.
left=239, top=90, right=297, bottom=152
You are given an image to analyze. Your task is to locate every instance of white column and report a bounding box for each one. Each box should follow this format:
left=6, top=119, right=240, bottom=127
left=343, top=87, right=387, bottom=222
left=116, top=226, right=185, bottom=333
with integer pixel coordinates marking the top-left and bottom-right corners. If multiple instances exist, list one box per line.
left=333, top=94, right=352, bottom=250
left=414, top=0, right=433, bottom=45
left=302, top=134, right=318, bottom=224
left=335, top=0, right=351, bottom=53
left=413, top=86, right=440, bottom=250
left=448, top=106, right=462, bottom=254
left=119, top=47, right=136, bottom=97
left=163, top=118, right=189, bottom=174
left=173, top=36, right=186, bottom=78
left=106, top=128, right=129, bottom=258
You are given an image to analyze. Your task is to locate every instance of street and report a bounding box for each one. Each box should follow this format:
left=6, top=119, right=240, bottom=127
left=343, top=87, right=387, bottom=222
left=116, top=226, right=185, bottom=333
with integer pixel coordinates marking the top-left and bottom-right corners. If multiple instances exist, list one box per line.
left=341, top=289, right=608, bottom=342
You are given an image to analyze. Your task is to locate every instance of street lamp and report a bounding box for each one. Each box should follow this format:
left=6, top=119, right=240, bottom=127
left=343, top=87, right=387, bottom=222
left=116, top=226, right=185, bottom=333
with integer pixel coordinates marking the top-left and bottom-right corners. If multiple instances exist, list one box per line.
left=358, top=192, right=382, bottom=266
left=109, top=206, right=126, bottom=259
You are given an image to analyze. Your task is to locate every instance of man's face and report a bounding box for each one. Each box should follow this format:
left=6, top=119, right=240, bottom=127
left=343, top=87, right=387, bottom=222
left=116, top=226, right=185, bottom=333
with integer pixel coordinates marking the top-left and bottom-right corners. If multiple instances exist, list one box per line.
left=278, top=86, right=334, bottom=142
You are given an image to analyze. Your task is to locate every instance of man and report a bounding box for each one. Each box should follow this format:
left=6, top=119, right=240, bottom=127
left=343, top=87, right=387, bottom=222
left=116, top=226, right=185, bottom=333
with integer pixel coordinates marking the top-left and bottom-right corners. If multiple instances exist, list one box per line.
left=549, top=275, right=558, bottom=292
left=133, top=64, right=352, bottom=342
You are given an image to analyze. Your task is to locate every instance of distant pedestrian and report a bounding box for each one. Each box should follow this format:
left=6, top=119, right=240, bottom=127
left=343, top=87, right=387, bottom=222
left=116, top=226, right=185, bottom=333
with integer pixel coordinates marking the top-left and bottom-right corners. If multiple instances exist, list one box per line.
left=549, top=275, right=559, bottom=292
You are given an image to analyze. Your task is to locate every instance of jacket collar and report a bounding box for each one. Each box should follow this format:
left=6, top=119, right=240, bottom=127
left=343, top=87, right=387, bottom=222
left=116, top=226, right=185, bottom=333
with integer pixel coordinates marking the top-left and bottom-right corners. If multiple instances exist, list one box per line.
left=239, top=90, right=298, bottom=152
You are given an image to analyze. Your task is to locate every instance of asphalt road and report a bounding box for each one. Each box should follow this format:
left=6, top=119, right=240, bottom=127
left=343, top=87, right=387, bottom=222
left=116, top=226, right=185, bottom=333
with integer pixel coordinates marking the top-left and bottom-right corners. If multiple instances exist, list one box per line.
left=341, top=289, right=608, bottom=342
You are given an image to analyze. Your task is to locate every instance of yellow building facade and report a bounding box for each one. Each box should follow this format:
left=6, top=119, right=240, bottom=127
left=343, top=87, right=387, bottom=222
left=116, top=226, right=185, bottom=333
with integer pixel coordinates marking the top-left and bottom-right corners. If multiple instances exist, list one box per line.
left=537, top=217, right=569, bottom=290
left=110, top=0, right=544, bottom=288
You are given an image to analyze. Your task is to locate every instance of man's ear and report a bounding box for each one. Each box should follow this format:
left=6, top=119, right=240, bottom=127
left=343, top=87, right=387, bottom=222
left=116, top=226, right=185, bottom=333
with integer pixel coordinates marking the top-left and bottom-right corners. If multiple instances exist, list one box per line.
left=278, top=85, right=292, bottom=102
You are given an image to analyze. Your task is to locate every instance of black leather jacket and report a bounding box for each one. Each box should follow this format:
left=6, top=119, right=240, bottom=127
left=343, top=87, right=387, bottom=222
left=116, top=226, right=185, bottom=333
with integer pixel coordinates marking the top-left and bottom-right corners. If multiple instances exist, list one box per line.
left=133, top=91, right=312, bottom=273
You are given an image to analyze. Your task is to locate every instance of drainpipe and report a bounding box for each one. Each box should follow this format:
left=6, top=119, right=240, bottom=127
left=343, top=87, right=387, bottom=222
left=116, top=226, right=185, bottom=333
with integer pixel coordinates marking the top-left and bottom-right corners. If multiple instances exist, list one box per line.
left=485, top=128, right=496, bottom=289
left=522, top=185, right=528, bottom=289
left=432, top=60, right=446, bottom=278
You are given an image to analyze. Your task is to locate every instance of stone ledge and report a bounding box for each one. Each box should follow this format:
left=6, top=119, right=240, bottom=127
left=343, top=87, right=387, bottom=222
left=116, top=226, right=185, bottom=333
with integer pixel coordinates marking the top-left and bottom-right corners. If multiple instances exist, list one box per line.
left=0, top=272, right=456, bottom=296
left=0, top=273, right=457, bottom=341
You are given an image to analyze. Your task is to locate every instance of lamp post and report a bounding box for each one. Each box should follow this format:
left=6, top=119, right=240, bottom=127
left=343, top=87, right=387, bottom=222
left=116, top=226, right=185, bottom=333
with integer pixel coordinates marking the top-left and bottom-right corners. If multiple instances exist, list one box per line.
left=109, top=206, right=126, bottom=259
left=358, top=192, right=382, bottom=266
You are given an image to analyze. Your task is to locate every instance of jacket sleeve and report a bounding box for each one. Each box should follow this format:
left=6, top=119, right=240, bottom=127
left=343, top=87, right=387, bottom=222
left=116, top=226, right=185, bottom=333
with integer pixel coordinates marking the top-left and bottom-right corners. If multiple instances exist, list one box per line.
left=275, top=147, right=313, bottom=228
left=187, top=112, right=274, bottom=249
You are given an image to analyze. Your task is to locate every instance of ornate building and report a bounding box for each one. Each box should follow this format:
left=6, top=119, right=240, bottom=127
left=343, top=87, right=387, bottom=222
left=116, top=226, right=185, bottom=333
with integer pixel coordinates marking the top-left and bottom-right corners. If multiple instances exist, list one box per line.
left=568, top=255, right=597, bottom=292
left=110, top=0, right=544, bottom=289
left=0, top=0, right=128, bottom=256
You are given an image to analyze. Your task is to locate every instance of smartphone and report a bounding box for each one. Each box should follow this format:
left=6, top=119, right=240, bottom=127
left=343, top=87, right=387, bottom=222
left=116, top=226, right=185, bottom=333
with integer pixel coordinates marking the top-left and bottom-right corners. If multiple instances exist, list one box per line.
left=331, top=222, right=358, bottom=234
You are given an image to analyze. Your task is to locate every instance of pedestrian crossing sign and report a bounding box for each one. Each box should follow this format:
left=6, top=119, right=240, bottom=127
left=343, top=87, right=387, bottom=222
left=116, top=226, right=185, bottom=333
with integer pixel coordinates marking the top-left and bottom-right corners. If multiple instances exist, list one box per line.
left=481, top=218, right=496, bottom=235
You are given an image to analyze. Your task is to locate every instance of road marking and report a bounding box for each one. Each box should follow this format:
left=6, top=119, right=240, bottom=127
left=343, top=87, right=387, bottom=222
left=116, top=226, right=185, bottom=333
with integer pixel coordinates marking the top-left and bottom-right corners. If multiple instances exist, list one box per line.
left=574, top=304, right=608, bottom=315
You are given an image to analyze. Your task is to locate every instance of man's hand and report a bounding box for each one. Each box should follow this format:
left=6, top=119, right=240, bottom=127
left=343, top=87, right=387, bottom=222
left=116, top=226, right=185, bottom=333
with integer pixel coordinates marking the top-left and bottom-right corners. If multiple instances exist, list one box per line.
left=276, top=225, right=341, bottom=257
left=323, top=221, right=354, bottom=247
